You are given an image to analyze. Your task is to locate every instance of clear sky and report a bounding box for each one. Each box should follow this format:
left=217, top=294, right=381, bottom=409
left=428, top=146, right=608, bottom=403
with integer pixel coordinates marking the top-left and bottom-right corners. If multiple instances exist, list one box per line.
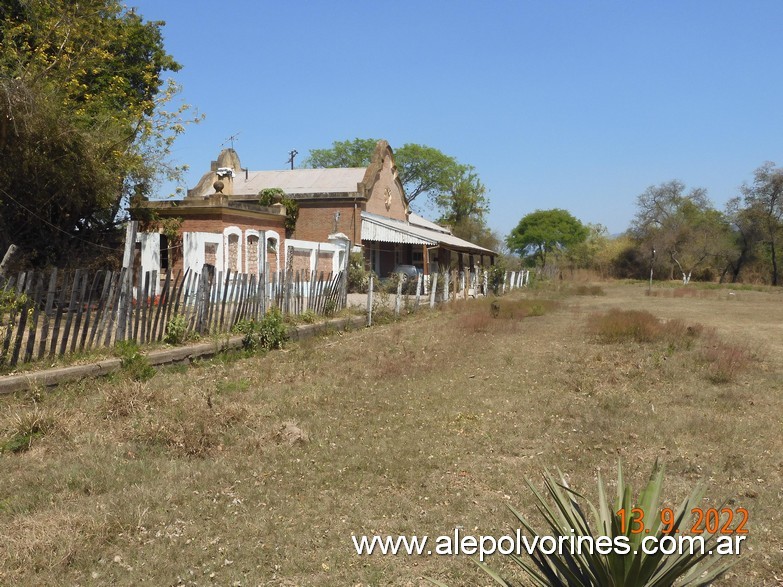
left=130, top=0, right=783, bottom=238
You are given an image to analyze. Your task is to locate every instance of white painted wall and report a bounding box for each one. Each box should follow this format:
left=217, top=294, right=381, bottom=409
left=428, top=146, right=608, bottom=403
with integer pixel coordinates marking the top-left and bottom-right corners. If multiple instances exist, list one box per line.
left=137, top=232, right=160, bottom=294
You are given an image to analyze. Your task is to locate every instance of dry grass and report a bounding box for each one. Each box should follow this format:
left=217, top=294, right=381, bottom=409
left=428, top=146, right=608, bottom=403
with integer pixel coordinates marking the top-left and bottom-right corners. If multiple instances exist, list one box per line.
left=0, top=283, right=781, bottom=585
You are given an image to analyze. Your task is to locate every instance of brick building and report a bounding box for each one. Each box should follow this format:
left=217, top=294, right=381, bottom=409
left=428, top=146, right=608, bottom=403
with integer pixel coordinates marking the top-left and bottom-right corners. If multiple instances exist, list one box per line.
left=184, top=140, right=495, bottom=278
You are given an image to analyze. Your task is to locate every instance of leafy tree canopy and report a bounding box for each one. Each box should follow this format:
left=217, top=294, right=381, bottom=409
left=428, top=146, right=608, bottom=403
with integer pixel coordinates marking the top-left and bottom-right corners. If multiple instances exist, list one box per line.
left=304, top=138, right=378, bottom=169
left=631, top=181, right=733, bottom=283
left=303, top=138, right=465, bottom=207
left=506, top=209, right=588, bottom=267
left=0, top=0, right=193, bottom=267
left=739, top=162, right=783, bottom=285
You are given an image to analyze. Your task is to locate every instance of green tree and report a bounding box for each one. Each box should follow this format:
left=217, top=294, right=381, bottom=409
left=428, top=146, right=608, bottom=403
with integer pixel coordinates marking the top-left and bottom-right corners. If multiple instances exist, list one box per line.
left=506, top=209, right=588, bottom=268
left=303, top=138, right=378, bottom=168
left=722, top=197, right=763, bottom=283
left=304, top=138, right=466, bottom=207
left=0, top=0, right=193, bottom=266
left=434, top=166, right=496, bottom=249
left=258, top=188, right=299, bottom=236
left=394, top=143, right=463, bottom=205
left=631, top=181, right=734, bottom=283
left=739, top=162, right=783, bottom=285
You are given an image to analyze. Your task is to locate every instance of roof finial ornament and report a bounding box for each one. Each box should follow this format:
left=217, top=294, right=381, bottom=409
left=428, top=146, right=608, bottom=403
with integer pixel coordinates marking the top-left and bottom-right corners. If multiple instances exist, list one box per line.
left=213, top=180, right=224, bottom=194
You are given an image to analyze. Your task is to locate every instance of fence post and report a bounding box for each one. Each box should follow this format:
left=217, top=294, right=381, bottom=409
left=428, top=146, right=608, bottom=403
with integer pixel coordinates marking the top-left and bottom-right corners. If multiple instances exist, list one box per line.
left=0, top=244, right=20, bottom=282
left=443, top=271, right=449, bottom=303
left=367, top=274, right=374, bottom=326
left=395, top=277, right=402, bottom=316
left=429, top=273, right=438, bottom=308
left=414, top=273, right=422, bottom=309
left=116, top=221, right=137, bottom=342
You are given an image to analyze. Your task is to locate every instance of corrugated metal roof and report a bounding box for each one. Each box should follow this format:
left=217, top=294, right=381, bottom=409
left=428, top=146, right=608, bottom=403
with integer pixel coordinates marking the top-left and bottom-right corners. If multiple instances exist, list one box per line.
left=408, top=212, right=452, bottom=234
left=231, top=168, right=366, bottom=195
left=361, top=212, right=496, bottom=254
left=361, top=214, right=436, bottom=245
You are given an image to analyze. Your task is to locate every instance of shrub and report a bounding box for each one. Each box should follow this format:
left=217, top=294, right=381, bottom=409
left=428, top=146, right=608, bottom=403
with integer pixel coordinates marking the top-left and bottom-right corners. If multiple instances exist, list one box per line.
left=163, top=313, right=188, bottom=345
left=347, top=252, right=370, bottom=293
left=323, top=299, right=338, bottom=317
left=298, top=309, right=317, bottom=324
left=259, top=188, right=299, bottom=236
left=588, top=309, right=700, bottom=348
left=702, top=334, right=751, bottom=384
left=430, top=461, right=735, bottom=587
left=574, top=284, right=605, bottom=296
left=115, top=340, right=156, bottom=381
left=237, top=307, right=288, bottom=352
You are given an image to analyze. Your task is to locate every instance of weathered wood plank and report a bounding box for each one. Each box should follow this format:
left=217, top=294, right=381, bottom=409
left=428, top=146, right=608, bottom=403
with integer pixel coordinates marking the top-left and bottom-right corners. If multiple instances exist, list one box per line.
left=37, top=269, right=58, bottom=360
left=59, top=269, right=82, bottom=357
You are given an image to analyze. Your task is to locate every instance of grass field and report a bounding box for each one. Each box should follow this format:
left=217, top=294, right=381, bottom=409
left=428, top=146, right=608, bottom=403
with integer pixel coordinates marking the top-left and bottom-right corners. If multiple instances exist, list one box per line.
left=1, top=282, right=781, bottom=586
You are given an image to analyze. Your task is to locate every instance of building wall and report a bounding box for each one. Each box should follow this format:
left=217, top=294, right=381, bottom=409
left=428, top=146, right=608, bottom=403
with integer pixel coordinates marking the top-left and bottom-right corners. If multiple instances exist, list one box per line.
left=294, top=202, right=359, bottom=243
left=178, top=213, right=285, bottom=241
left=364, top=153, right=407, bottom=222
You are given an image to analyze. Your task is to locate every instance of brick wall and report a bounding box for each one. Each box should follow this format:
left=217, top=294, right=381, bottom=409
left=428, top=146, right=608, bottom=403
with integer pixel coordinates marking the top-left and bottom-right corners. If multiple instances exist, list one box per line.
left=246, top=234, right=259, bottom=275
left=364, top=155, right=407, bottom=221
left=318, top=252, right=334, bottom=275
left=294, top=202, right=359, bottom=243
left=170, top=211, right=286, bottom=277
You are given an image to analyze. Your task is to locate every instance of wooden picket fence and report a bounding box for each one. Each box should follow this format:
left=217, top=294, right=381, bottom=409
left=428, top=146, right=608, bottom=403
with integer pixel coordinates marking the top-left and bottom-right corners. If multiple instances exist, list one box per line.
left=0, top=267, right=347, bottom=369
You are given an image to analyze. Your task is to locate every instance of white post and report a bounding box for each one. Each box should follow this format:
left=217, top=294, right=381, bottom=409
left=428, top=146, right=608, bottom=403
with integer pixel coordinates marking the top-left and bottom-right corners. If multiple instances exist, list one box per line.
left=367, top=274, right=374, bottom=326
left=429, top=273, right=438, bottom=308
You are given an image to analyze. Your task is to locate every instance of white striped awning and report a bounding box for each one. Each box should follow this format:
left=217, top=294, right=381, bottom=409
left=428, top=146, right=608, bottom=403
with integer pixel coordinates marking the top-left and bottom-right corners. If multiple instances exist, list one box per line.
left=360, top=214, right=437, bottom=245
left=360, top=212, right=496, bottom=254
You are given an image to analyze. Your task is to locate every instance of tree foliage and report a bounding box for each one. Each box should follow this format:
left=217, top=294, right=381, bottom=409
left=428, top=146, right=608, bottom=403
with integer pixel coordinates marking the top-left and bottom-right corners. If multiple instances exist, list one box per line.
left=303, top=138, right=378, bottom=169
left=304, top=138, right=465, bottom=207
left=258, top=188, right=299, bottom=236
left=739, top=162, right=783, bottom=285
left=506, top=209, right=588, bottom=268
left=0, top=0, right=193, bottom=267
left=631, top=181, right=735, bottom=283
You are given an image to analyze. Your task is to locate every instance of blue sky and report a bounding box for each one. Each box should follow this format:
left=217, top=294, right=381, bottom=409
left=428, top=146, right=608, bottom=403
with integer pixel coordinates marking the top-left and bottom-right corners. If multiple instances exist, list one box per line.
left=131, top=0, right=783, bottom=238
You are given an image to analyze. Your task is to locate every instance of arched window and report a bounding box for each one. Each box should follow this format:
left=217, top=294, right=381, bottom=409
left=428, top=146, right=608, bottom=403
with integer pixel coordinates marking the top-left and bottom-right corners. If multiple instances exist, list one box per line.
left=246, top=234, right=259, bottom=274
left=227, top=233, right=239, bottom=272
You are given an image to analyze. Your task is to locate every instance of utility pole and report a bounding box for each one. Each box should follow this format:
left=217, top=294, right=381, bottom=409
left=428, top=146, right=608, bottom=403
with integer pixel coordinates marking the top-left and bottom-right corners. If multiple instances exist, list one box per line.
left=287, top=149, right=298, bottom=170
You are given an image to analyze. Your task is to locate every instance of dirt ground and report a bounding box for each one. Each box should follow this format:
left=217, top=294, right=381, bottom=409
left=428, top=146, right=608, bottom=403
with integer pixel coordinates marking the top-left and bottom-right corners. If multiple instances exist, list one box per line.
left=1, top=281, right=781, bottom=586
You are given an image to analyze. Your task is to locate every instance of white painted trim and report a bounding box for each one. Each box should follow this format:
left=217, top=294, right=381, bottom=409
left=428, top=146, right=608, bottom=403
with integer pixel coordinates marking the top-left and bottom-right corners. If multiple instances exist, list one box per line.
left=265, top=230, right=281, bottom=277
left=182, top=231, right=224, bottom=275
left=137, top=232, right=161, bottom=294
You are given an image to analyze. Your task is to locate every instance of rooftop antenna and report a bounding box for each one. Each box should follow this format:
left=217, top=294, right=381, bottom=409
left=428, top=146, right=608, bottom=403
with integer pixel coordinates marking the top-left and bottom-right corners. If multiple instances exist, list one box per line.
left=222, top=132, right=241, bottom=149
left=287, top=149, right=298, bottom=170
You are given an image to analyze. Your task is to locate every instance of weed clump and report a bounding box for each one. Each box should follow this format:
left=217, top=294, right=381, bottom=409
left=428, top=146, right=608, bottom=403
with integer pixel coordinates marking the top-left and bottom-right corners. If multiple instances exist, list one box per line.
left=702, top=334, right=752, bottom=384
left=163, top=314, right=188, bottom=345
left=587, top=309, right=700, bottom=347
left=115, top=341, right=155, bottom=381
left=234, top=307, right=288, bottom=352
left=1, top=407, right=56, bottom=453
left=573, top=284, right=606, bottom=296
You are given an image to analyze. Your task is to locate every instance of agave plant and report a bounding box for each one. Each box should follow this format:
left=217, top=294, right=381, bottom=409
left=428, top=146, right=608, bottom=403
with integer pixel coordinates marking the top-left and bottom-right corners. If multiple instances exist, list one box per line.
left=430, top=461, right=737, bottom=587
